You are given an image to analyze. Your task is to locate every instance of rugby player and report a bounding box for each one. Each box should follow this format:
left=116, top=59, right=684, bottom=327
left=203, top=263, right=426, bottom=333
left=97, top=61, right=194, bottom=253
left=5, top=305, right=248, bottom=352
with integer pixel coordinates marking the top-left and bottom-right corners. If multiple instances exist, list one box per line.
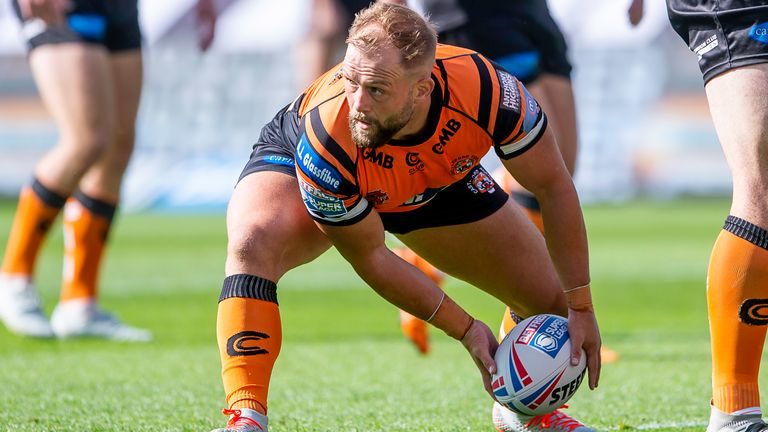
left=666, top=1, right=768, bottom=430
left=212, top=3, right=601, bottom=431
left=0, top=0, right=217, bottom=340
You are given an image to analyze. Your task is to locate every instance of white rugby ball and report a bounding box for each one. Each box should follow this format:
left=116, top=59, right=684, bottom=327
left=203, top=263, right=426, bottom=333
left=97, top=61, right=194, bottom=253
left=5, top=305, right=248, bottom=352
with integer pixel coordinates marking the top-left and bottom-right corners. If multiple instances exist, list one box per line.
left=491, top=314, right=587, bottom=416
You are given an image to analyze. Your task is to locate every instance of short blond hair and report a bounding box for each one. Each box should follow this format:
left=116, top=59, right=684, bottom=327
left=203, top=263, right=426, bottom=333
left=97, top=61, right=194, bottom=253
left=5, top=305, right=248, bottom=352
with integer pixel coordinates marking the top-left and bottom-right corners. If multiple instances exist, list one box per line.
left=346, top=2, right=437, bottom=71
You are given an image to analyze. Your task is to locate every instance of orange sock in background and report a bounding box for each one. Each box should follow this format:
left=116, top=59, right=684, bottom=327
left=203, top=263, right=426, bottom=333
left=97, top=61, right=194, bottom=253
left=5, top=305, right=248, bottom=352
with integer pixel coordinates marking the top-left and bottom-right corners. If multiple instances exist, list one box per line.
left=708, top=216, right=768, bottom=414
left=217, top=275, right=282, bottom=414
left=1, top=179, right=67, bottom=277
left=393, top=247, right=444, bottom=285
left=60, top=192, right=116, bottom=302
left=499, top=307, right=523, bottom=341
left=511, top=190, right=544, bottom=233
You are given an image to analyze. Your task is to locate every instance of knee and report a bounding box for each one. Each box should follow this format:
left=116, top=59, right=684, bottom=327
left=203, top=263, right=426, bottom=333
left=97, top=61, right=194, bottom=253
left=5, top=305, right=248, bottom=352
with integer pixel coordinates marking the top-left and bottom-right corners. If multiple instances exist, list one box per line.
left=512, top=289, right=568, bottom=318
left=226, top=225, right=285, bottom=280
left=63, top=129, right=111, bottom=167
left=106, top=128, right=136, bottom=172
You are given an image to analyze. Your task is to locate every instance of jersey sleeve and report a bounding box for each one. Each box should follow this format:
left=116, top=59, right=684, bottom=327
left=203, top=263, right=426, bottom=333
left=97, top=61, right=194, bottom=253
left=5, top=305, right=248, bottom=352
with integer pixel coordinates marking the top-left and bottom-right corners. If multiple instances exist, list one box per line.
left=295, top=120, right=371, bottom=226
left=490, top=64, right=548, bottom=160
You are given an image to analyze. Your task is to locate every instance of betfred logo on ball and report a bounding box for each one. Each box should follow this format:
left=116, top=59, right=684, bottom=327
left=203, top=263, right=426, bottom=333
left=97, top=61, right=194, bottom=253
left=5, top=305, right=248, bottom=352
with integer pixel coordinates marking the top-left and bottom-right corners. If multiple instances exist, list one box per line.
left=491, top=314, right=587, bottom=416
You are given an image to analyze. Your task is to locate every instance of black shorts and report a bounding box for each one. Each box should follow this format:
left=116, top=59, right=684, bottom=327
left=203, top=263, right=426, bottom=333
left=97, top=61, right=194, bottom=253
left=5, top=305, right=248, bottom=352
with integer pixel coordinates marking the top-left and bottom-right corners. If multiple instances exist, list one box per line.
left=13, top=0, right=141, bottom=52
left=239, top=103, right=302, bottom=182
left=441, top=0, right=572, bottom=84
left=667, top=0, right=768, bottom=83
left=379, top=166, right=509, bottom=235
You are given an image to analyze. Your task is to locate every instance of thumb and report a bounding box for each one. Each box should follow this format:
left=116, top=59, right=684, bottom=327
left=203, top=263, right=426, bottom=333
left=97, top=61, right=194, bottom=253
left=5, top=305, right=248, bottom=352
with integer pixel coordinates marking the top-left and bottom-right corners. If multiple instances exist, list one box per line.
left=482, top=352, right=497, bottom=375
left=570, top=342, right=582, bottom=366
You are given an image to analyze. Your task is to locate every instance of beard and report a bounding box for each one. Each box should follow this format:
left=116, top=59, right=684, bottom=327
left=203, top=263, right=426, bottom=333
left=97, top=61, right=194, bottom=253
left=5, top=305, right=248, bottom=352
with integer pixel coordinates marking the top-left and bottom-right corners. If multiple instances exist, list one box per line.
left=348, top=100, right=414, bottom=149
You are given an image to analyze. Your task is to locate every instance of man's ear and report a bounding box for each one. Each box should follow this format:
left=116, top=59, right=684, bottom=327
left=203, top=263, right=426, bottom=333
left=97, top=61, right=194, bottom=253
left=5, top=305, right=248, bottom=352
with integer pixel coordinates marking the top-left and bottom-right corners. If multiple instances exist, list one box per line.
left=414, top=75, right=435, bottom=100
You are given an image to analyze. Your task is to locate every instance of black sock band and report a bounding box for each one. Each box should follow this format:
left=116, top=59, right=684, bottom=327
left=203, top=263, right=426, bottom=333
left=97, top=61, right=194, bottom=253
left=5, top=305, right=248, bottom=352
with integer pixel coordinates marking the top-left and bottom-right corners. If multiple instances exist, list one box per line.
left=31, top=178, right=67, bottom=208
left=511, top=190, right=540, bottom=212
left=509, top=309, right=524, bottom=324
left=220, top=274, right=278, bottom=304
left=73, top=191, right=117, bottom=221
left=723, top=215, right=768, bottom=251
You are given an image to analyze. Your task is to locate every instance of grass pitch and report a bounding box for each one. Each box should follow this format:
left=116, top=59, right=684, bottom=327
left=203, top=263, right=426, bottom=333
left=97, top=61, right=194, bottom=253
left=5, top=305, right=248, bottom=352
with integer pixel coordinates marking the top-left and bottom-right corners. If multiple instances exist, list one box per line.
left=0, top=198, right=766, bottom=431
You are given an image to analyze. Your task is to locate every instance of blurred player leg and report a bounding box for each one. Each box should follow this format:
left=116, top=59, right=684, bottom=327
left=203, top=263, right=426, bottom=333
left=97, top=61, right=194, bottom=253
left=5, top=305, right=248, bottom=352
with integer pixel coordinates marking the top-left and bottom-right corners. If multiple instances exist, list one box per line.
left=294, top=0, right=347, bottom=89
left=0, top=43, right=113, bottom=338
left=703, top=64, right=768, bottom=431
left=51, top=49, right=150, bottom=341
left=392, top=246, right=444, bottom=354
left=214, top=171, right=331, bottom=431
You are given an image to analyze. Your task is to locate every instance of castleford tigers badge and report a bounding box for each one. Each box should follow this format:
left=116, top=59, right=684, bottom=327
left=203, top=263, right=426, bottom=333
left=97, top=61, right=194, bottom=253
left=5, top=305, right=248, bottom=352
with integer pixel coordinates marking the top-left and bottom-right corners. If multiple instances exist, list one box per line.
left=365, top=189, right=389, bottom=205
left=451, top=155, right=479, bottom=176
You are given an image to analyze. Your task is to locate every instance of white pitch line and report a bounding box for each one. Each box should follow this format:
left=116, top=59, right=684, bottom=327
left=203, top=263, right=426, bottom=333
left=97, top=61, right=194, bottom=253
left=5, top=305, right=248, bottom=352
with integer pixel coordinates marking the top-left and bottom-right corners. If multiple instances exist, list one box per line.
left=607, top=421, right=708, bottom=430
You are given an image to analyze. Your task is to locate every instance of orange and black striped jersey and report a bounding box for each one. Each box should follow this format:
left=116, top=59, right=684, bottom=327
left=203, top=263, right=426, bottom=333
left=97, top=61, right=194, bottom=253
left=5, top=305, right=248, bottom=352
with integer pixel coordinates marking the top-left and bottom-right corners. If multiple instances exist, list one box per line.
left=293, top=44, right=547, bottom=226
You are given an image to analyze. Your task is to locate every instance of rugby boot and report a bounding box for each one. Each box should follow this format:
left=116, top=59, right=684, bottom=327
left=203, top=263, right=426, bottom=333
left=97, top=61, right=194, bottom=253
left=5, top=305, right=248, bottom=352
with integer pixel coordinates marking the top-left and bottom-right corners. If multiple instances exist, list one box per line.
left=493, top=402, right=595, bottom=432
left=51, top=298, right=151, bottom=342
left=707, top=405, right=768, bottom=432
left=0, top=274, right=53, bottom=337
left=211, top=408, right=268, bottom=432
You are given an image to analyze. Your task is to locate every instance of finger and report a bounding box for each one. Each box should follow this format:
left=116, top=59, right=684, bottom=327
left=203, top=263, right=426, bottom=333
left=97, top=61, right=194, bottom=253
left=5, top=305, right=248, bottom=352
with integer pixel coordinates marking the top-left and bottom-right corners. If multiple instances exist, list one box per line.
left=587, top=346, right=600, bottom=390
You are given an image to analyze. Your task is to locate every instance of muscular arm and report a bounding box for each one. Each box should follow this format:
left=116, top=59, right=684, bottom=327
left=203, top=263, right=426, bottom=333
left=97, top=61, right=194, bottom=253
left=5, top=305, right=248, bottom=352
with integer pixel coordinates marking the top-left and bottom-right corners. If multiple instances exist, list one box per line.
left=319, top=209, right=460, bottom=333
left=317, top=209, right=500, bottom=395
left=502, top=126, right=588, bottom=291
left=501, top=126, right=602, bottom=389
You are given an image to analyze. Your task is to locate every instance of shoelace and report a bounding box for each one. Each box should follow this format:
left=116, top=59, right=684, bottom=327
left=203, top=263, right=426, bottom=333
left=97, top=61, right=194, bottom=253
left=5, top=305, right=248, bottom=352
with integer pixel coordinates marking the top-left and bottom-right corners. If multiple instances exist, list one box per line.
left=222, top=408, right=264, bottom=431
left=525, top=406, right=584, bottom=431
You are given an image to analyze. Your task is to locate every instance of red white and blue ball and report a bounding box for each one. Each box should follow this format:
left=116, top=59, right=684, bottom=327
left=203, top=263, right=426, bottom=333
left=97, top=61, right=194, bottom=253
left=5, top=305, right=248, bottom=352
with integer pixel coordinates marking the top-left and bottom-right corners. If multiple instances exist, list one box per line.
left=491, top=314, right=587, bottom=416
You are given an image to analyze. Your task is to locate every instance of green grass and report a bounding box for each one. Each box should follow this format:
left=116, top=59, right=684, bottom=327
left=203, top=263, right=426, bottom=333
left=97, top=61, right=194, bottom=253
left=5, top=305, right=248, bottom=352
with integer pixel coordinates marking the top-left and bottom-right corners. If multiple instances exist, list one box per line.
left=0, top=198, right=766, bottom=431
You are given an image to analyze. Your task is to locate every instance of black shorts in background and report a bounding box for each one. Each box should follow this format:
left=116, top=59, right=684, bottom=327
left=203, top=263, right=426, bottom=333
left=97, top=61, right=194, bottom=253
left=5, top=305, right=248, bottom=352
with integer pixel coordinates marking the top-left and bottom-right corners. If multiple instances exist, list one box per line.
left=667, top=0, right=768, bottom=82
left=12, top=0, right=141, bottom=52
left=440, top=0, right=572, bottom=84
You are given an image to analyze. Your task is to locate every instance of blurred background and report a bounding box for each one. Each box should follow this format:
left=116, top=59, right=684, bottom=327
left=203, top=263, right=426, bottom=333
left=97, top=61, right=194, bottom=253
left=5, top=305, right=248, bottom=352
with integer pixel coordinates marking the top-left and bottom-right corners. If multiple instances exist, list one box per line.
left=0, top=0, right=728, bottom=211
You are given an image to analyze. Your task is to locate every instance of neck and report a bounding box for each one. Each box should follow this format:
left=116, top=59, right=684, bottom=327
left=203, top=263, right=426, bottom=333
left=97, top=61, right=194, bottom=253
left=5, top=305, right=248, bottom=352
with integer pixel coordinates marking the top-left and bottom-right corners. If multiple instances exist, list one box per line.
left=392, top=97, right=431, bottom=140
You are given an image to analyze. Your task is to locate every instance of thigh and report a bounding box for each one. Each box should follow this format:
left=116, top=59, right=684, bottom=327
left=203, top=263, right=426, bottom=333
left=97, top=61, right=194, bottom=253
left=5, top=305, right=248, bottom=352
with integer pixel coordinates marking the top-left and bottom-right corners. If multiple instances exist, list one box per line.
left=226, top=171, right=331, bottom=281
left=109, top=49, right=142, bottom=146
left=28, top=43, right=114, bottom=144
left=705, top=63, right=768, bottom=226
left=396, top=199, right=566, bottom=317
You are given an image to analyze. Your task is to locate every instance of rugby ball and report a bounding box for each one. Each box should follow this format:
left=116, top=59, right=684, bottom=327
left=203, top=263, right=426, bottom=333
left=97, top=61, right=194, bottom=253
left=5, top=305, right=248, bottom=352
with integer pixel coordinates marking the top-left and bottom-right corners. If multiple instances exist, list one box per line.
left=491, top=314, right=587, bottom=416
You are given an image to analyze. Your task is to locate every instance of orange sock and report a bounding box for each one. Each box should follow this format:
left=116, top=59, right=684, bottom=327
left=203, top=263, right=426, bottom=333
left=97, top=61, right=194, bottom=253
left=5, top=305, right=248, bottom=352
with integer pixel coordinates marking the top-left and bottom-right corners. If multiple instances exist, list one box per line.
left=393, top=247, right=444, bottom=285
left=217, top=274, right=282, bottom=414
left=1, top=179, right=67, bottom=276
left=511, top=190, right=544, bottom=233
left=60, top=192, right=116, bottom=302
left=708, top=216, right=768, bottom=414
left=498, top=307, right=523, bottom=341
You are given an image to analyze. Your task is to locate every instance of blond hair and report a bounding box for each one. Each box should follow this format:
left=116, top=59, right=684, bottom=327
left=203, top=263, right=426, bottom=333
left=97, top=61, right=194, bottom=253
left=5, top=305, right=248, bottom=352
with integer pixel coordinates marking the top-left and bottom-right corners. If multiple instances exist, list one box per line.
left=346, top=2, right=437, bottom=71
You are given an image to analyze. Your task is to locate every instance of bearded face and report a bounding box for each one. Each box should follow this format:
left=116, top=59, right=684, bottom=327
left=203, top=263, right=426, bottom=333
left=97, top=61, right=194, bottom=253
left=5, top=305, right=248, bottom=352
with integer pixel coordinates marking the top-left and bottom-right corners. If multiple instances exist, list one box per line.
left=348, top=90, right=415, bottom=148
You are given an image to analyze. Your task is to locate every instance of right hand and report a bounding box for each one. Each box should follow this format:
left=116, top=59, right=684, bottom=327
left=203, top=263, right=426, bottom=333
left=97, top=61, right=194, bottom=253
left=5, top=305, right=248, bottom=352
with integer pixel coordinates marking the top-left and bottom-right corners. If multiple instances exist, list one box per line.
left=18, top=0, right=70, bottom=25
left=460, top=319, right=499, bottom=399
